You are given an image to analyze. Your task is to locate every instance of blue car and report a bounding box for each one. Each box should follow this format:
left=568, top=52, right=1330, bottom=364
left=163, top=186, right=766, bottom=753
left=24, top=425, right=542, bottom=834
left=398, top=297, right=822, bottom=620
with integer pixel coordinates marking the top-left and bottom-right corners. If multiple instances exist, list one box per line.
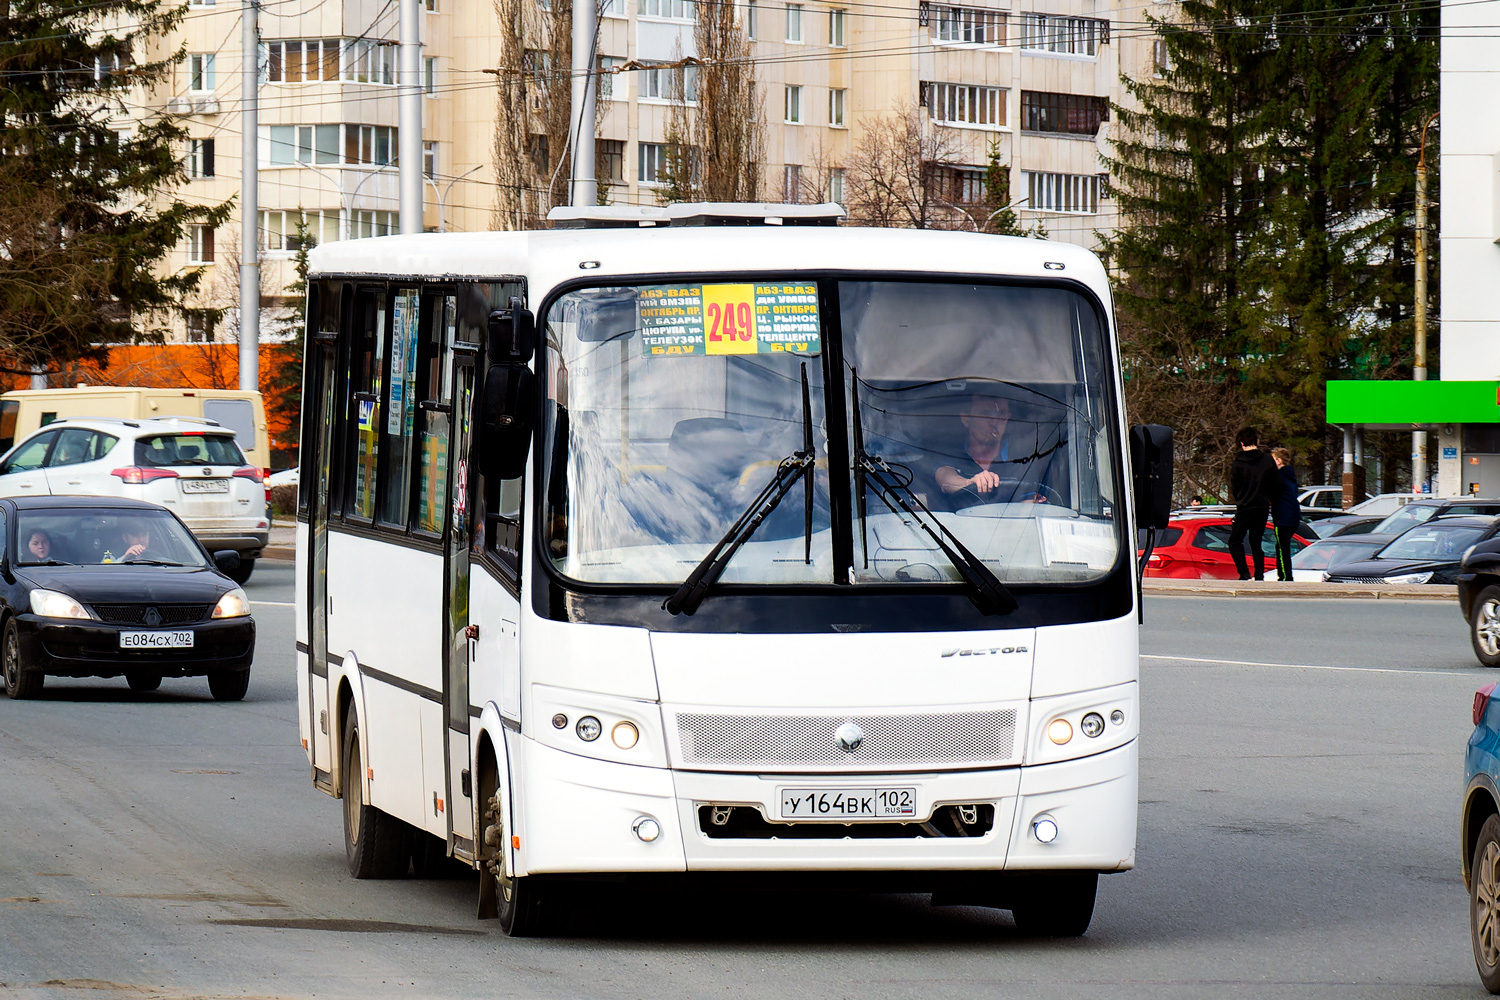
left=1465, top=682, right=1500, bottom=991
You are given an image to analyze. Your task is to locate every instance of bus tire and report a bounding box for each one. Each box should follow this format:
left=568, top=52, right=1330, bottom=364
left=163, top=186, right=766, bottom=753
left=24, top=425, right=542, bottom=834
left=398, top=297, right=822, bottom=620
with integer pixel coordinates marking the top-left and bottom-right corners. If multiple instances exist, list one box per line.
left=3, top=619, right=42, bottom=700
left=1009, top=872, right=1098, bottom=937
left=482, top=789, right=558, bottom=936
left=342, top=706, right=408, bottom=879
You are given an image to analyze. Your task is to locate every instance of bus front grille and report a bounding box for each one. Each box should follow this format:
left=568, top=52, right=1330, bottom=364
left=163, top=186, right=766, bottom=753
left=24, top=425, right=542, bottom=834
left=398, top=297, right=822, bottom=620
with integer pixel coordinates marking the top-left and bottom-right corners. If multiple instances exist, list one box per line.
left=673, top=709, right=1017, bottom=770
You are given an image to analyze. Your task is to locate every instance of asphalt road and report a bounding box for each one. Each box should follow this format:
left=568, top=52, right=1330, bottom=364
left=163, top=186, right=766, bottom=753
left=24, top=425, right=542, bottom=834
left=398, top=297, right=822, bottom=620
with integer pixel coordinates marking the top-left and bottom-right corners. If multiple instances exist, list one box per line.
left=1, top=576, right=1493, bottom=999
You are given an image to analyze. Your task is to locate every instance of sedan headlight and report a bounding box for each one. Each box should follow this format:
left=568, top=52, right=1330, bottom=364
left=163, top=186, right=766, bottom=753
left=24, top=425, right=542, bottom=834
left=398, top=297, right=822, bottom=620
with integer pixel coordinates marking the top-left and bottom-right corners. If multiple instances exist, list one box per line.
left=30, top=589, right=91, bottom=620
left=212, top=588, right=251, bottom=619
left=1387, top=570, right=1434, bottom=585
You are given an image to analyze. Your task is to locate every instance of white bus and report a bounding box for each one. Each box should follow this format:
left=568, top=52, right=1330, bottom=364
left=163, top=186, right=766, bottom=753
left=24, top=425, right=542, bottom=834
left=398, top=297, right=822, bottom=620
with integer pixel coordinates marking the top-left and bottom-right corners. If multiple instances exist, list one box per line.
left=294, top=206, right=1172, bottom=937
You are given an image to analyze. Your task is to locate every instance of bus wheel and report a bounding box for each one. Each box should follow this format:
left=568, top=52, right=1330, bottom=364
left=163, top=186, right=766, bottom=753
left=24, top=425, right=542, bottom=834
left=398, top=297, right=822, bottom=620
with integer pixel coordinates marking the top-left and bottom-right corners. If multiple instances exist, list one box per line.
left=342, top=706, right=408, bottom=879
left=481, top=790, right=555, bottom=936
left=1009, top=873, right=1098, bottom=937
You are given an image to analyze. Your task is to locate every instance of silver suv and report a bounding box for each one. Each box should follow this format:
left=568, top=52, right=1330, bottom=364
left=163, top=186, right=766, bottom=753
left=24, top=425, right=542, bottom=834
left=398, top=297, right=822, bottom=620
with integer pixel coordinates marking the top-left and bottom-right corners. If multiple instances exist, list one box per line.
left=0, top=417, right=269, bottom=582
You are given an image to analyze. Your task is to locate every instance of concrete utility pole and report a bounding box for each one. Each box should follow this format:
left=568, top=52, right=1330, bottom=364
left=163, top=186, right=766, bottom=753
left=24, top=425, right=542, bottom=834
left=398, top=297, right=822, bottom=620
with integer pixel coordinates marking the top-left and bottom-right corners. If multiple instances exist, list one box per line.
left=239, top=0, right=259, bottom=391
left=399, top=0, right=423, bottom=234
left=1413, top=111, right=1439, bottom=493
left=569, top=0, right=597, bottom=207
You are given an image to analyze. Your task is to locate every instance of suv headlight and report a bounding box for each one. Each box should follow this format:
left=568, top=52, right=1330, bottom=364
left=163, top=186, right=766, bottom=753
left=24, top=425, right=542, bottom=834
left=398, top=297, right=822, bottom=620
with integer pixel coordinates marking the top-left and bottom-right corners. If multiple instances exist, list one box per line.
left=212, top=588, right=252, bottom=618
left=1387, top=571, right=1433, bottom=585
left=30, top=589, right=91, bottom=620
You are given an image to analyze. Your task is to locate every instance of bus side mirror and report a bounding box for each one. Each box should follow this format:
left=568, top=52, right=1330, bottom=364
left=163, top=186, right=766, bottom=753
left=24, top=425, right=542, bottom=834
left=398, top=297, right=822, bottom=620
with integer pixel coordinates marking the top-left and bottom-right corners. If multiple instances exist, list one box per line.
left=480, top=363, right=536, bottom=480
left=1130, top=423, right=1173, bottom=530
left=487, top=297, right=536, bottom=364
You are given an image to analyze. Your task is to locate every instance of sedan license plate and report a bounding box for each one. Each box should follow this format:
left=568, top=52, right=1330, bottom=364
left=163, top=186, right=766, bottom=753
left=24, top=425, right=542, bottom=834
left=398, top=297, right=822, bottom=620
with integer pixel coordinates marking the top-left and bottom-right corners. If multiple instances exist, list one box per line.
left=181, top=478, right=229, bottom=494
left=779, top=787, right=917, bottom=821
left=120, top=631, right=194, bottom=649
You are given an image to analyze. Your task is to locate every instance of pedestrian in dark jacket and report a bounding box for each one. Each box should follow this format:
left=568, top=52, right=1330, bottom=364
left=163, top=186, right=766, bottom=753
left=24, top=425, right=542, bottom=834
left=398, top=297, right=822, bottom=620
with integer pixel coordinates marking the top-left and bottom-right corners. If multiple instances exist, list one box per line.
left=1228, top=426, right=1278, bottom=580
left=1271, top=447, right=1300, bottom=581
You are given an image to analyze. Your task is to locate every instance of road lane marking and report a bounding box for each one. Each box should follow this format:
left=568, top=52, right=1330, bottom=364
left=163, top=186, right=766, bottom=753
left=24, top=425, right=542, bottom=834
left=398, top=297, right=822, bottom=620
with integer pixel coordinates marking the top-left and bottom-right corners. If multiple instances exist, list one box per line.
left=1142, top=653, right=1478, bottom=678
left=250, top=600, right=295, bottom=607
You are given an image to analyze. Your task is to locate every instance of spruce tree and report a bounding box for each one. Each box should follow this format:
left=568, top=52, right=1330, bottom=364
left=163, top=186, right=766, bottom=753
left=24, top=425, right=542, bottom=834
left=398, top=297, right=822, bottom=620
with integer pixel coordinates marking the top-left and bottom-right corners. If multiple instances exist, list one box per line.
left=0, top=0, right=231, bottom=373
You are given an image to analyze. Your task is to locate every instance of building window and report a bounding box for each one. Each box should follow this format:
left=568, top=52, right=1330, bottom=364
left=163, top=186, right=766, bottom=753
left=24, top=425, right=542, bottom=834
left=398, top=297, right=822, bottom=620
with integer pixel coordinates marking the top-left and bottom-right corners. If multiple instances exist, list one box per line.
left=264, top=39, right=342, bottom=82
left=827, top=166, right=845, bottom=204
left=639, top=63, right=697, bottom=101
left=188, top=138, right=215, bottom=178
left=424, top=57, right=437, bottom=95
left=786, top=3, right=802, bottom=40
left=828, top=87, right=846, bottom=126
left=1020, top=14, right=1107, bottom=56
left=829, top=8, right=846, bottom=46
left=424, top=0, right=437, bottom=10
left=342, top=38, right=397, bottom=85
left=1153, top=38, right=1171, bottom=76
left=1025, top=170, right=1100, bottom=213
left=263, top=124, right=397, bottom=167
left=639, top=142, right=668, bottom=184
left=638, top=0, right=693, bottom=18
left=352, top=124, right=399, bottom=164
left=423, top=140, right=437, bottom=179
left=784, top=84, right=802, bottom=123
left=1021, top=91, right=1108, bottom=135
left=187, top=53, right=215, bottom=91
left=922, top=81, right=1005, bottom=128
left=260, top=209, right=342, bottom=250
left=933, top=5, right=1004, bottom=44
left=956, top=168, right=985, bottom=203
left=185, top=311, right=216, bottom=343
left=354, top=210, right=399, bottom=238
left=187, top=225, right=214, bottom=263
left=783, top=164, right=803, bottom=202
left=597, top=139, right=625, bottom=183
left=747, top=0, right=757, bottom=37
left=600, top=0, right=625, bottom=16
left=598, top=56, right=624, bottom=100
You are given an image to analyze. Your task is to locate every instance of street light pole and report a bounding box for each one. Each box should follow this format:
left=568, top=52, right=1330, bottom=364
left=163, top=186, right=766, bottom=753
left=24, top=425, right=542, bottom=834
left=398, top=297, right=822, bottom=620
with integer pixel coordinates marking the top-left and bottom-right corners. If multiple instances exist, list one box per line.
left=1414, top=110, right=1439, bottom=494
left=422, top=164, right=483, bottom=232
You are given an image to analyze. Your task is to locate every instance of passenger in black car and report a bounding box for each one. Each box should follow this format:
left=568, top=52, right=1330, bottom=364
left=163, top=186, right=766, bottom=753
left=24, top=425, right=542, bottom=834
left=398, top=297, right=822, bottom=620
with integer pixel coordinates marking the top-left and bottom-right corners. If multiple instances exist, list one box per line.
left=25, top=529, right=53, bottom=563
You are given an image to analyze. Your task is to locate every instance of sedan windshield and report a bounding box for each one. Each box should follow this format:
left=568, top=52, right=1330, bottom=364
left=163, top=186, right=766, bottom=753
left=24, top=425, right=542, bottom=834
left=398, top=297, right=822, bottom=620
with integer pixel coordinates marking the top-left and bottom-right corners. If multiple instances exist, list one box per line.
left=15, top=510, right=209, bottom=567
left=1377, top=522, right=1488, bottom=561
left=540, top=278, right=1121, bottom=587
left=1372, top=505, right=1437, bottom=536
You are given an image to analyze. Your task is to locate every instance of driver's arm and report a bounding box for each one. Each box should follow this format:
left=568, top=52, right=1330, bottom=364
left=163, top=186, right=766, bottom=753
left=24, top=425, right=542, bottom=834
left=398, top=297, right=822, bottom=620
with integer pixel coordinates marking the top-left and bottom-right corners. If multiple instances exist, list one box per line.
left=936, top=465, right=998, bottom=494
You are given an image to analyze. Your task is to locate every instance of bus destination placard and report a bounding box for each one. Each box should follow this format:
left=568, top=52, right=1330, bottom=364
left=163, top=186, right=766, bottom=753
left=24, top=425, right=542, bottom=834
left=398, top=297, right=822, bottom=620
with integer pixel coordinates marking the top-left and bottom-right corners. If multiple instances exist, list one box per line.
left=639, top=283, right=821, bottom=358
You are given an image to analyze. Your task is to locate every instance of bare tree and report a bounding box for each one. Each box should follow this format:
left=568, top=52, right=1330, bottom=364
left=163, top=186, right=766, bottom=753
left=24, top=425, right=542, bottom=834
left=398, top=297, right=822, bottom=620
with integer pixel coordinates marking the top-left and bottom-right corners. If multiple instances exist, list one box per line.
left=492, top=0, right=574, bottom=229
left=844, top=106, right=967, bottom=229
left=692, top=3, right=762, bottom=202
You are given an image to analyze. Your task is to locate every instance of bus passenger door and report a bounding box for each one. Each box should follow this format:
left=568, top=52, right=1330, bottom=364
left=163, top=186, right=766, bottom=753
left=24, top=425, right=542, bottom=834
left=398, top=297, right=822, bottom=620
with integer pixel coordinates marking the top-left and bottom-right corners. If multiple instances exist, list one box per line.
left=307, top=342, right=337, bottom=775
left=444, top=354, right=477, bottom=849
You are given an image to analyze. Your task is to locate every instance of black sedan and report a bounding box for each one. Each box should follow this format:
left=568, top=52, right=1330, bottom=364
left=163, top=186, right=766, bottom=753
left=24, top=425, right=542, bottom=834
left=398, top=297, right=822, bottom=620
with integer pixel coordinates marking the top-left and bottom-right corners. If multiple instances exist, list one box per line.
left=0, top=496, right=255, bottom=701
left=1324, top=515, right=1496, bottom=586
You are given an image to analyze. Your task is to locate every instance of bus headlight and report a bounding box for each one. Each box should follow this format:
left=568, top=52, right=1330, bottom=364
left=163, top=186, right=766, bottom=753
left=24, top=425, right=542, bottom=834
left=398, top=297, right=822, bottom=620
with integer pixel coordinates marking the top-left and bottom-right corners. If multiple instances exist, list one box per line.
left=576, top=716, right=602, bottom=742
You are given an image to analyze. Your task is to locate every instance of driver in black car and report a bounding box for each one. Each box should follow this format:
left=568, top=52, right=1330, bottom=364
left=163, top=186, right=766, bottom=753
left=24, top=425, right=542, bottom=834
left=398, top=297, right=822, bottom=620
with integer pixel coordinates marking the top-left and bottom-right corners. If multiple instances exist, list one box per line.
left=931, top=394, right=1051, bottom=509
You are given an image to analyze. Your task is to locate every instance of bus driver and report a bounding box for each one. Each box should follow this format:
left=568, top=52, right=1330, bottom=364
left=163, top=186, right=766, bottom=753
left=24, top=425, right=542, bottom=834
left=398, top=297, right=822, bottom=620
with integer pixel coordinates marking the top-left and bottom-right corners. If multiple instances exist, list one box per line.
left=932, top=395, right=1055, bottom=509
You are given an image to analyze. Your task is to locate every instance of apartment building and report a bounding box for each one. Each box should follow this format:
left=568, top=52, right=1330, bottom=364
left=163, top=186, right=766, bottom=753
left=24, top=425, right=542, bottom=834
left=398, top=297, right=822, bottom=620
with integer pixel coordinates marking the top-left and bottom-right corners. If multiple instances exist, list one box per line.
left=136, top=0, right=1155, bottom=342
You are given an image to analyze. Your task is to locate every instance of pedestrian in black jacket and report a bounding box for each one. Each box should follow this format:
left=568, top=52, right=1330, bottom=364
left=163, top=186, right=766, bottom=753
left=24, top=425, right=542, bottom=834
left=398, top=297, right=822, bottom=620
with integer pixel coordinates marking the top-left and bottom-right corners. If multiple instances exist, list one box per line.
left=1228, top=427, right=1278, bottom=580
left=1270, top=447, right=1300, bottom=581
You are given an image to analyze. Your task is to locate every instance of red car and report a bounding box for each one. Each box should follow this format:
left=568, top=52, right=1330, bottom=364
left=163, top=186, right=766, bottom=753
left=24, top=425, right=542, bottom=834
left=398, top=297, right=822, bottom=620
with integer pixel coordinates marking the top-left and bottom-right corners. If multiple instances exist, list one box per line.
left=1140, top=515, right=1313, bottom=580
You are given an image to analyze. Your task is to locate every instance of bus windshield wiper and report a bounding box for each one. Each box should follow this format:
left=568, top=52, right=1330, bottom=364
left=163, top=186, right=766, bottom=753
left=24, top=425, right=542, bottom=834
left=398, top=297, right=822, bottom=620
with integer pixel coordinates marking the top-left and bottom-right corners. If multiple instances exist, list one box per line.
left=664, top=365, right=817, bottom=617
left=848, top=372, right=1016, bottom=617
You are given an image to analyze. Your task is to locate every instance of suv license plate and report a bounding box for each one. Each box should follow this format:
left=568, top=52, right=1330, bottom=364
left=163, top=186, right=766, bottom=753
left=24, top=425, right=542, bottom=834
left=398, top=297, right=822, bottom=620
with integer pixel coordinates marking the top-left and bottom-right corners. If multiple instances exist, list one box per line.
left=779, top=787, right=917, bottom=820
left=181, top=479, right=229, bottom=494
left=120, top=631, right=194, bottom=649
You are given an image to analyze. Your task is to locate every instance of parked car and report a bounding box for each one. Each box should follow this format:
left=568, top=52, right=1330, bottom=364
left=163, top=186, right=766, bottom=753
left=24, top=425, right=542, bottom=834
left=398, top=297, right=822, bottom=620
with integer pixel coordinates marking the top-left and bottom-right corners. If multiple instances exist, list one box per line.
left=0, top=496, right=255, bottom=701
left=1140, top=516, right=1313, bottom=579
left=0, top=417, right=268, bottom=583
left=1298, top=484, right=1373, bottom=510
left=1323, top=515, right=1495, bottom=585
left=1462, top=681, right=1500, bottom=991
left=1287, top=536, right=1386, bottom=581
left=1307, top=514, right=1386, bottom=537
left=1455, top=519, right=1500, bottom=667
left=1349, top=493, right=1422, bottom=516
left=1364, top=497, right=1500, bottom=544
left=266, top=468, right=299, bottom=489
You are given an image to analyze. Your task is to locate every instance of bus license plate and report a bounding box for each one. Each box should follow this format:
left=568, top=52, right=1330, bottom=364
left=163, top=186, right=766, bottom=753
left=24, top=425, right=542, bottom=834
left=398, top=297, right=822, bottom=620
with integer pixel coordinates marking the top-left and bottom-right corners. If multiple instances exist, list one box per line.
left=779, top=787, right=917, bottom=820
left=120, top=631, right=194, bottom=649
left=181, top=479, right=229, bottom=493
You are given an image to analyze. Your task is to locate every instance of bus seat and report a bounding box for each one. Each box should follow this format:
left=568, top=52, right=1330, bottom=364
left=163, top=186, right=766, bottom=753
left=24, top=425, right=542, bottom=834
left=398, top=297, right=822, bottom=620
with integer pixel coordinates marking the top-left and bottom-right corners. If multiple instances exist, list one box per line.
left=666, top=418, right=749, bottom=494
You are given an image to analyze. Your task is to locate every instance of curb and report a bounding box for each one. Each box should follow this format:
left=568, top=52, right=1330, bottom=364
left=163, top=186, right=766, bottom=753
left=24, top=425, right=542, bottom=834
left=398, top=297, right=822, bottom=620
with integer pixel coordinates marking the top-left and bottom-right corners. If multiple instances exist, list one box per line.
left=262, top=545, right=295, bottom=562
left=1144, top=580, right=1452, bottom=601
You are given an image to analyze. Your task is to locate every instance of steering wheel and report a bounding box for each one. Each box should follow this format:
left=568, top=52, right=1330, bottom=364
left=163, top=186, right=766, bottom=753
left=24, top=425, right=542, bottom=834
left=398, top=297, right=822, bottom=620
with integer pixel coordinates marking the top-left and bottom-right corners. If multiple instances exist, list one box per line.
left=954, top=478, right=1064, bottom=508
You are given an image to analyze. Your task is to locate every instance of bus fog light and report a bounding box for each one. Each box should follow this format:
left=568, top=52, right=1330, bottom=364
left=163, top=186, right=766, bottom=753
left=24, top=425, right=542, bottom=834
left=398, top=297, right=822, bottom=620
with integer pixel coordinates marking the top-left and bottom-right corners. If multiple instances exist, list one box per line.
left=611, top=721, right=639, bottom=749
left=632, top=816, right=661, bottom=843
left=1110, top=709, right=1125, bottom=726
left=1032, top=817, right=1059, bottom=844
left=576, top=716, right=602, bottom=742
left=1080, top=712, right=1105, bottom=738
left=1047, top=719, right=1073, bottom=744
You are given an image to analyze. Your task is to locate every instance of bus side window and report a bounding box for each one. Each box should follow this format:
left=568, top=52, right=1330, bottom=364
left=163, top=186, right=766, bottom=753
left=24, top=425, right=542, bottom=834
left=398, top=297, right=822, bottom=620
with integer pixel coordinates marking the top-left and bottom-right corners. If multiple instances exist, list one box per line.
left=483, top=474, right=523, bottom=581
left=348, top=288, right=387, bottom=521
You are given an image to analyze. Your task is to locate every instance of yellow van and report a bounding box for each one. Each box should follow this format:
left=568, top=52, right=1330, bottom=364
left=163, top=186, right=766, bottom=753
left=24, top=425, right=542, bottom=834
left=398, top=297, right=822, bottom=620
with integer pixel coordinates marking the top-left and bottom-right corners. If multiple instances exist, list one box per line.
left=0, top=387, right=271, bottom=474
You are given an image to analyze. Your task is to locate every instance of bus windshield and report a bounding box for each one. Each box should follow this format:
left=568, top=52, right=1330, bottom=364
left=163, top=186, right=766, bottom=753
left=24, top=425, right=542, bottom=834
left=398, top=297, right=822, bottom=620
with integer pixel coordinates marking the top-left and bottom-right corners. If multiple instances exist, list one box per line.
left=541, top=278, right=1121, bottom=587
